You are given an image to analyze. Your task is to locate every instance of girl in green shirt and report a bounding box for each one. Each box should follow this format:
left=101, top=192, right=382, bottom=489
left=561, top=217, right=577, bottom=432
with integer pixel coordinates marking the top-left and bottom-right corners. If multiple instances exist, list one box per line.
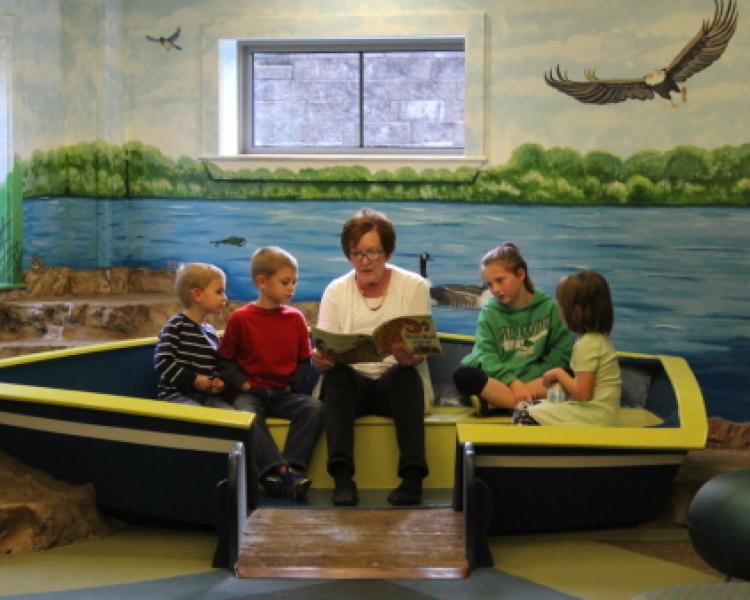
left=453, top=242, right=574, bottom=415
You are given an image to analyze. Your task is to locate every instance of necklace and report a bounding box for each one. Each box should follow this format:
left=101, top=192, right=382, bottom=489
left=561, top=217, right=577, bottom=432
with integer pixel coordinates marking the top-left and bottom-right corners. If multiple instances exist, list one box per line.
left=357, top=282, right=389, bottom=312
left=363, top=291, right=387, bottom=311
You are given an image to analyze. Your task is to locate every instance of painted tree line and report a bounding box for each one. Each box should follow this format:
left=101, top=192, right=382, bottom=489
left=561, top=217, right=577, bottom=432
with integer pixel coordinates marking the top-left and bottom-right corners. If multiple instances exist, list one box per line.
left=19, top=140, right=750, bottom=205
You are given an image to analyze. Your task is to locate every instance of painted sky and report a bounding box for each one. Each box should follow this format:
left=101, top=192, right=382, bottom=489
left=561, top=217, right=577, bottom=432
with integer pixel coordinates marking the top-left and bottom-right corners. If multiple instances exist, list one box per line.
left=7, top=0, right=750, bottom=162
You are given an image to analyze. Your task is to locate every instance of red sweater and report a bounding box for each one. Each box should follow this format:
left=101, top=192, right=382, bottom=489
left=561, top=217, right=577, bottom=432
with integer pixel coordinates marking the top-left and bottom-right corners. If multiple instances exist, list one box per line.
left=218, top=303, right=311, bottom=390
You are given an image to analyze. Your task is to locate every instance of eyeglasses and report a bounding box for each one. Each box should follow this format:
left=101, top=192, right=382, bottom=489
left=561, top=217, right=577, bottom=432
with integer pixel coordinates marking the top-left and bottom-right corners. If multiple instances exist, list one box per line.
left=350, top=249, right=385, bottom=262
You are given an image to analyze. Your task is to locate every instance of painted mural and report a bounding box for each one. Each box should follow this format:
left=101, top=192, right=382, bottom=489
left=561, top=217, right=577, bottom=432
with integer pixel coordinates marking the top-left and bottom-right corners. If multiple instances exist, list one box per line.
left=1, top=0, right=749, bottom=421
left=546, top=0, right=738, bottom=107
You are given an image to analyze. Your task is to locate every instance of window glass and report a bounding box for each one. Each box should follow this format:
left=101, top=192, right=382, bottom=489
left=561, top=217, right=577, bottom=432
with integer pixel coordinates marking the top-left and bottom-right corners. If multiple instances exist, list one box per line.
left=363, top=51, right=464, bottom=148
left=242, top=41, right=465, bottom=152
left=252, top=52, right=360, bottom=148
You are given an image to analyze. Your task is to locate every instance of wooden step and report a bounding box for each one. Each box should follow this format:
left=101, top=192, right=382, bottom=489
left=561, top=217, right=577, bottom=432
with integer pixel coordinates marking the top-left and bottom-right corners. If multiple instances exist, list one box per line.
left=236, top=507, right=468, bottom=579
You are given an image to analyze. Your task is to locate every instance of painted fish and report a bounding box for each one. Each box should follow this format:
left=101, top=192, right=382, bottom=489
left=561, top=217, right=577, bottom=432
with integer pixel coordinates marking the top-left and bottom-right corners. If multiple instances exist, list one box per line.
left=210, top=236, right=247, bottom=247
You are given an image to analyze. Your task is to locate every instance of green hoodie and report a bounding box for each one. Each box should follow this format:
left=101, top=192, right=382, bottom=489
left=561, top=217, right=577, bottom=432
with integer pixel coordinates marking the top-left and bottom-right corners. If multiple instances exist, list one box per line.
left=461, top=290, right=574, bottom=385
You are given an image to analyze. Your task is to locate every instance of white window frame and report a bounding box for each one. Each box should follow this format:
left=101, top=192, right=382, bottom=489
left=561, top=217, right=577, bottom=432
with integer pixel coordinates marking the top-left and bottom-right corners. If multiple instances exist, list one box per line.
left=201, top=12, right=486, bottom=170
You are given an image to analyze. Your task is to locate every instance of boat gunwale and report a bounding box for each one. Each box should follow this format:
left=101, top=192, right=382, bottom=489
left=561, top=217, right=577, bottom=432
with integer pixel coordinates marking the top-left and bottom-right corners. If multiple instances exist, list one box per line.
left=0, top=335, right=707, bottom=447
left=457, top=352, right=707, bottom=451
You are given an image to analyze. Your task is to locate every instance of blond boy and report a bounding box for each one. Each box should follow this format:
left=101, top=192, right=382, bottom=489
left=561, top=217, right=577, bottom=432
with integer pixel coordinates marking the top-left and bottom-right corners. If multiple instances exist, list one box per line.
left=218, top=247, right=322, bottom=501
left=154, top=263, right=233, bottom=409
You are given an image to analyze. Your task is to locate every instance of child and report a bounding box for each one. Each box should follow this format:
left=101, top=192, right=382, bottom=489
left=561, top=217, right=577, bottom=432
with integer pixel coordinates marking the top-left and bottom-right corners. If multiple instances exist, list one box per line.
left=453, top=242, right=574, bottom=415
left=218, top=246, right=323, bottom=501
left=514, top=270, right=622, bottom=426
left=154, top=263, right=233, bottom=409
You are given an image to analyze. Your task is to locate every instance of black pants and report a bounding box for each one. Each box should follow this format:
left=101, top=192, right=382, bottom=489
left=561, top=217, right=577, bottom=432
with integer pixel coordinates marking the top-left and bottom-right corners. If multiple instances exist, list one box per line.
left=322, top=363, right=428, bottom=479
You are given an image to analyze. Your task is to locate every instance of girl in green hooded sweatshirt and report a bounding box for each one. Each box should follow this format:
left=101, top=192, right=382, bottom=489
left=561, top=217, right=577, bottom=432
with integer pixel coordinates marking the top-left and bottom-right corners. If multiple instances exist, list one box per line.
left=453, top=242, right=574, bottom=416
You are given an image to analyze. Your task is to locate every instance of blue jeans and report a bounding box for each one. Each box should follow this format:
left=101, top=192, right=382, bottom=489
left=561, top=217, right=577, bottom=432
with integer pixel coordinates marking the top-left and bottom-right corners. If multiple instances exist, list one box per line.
left=171, top=392, right=235, bottom=410
left=234, top=389, right=323, bottom=478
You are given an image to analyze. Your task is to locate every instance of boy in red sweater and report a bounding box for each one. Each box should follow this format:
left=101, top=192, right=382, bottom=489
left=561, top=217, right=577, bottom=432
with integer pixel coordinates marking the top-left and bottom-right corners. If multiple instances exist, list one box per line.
left=219, top=247, right=322, bottom=501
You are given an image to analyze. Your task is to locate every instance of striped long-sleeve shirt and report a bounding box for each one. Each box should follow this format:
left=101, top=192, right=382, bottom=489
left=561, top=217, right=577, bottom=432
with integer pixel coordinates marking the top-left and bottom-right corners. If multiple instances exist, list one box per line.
left=154, top=313, right=221, bottom=400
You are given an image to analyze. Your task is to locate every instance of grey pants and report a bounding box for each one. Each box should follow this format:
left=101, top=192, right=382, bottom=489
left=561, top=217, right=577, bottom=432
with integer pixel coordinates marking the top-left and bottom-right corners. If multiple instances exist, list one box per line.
left=234, top=390, right=323, bottom=478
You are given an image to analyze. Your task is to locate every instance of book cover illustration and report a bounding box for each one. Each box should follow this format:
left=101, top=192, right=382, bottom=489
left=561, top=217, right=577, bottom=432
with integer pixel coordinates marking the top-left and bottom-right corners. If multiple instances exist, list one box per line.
left=311, top=315, right=442, bottom=364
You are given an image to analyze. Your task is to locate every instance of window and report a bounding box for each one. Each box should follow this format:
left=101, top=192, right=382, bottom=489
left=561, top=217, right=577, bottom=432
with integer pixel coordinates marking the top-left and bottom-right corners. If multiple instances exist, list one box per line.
left=239, top=39, right=465, bottom=153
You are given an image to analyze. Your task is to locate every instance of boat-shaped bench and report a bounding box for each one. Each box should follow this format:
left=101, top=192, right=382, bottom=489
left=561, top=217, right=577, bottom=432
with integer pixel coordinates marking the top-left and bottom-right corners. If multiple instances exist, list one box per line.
left=0, top=333, right=707, bottom=573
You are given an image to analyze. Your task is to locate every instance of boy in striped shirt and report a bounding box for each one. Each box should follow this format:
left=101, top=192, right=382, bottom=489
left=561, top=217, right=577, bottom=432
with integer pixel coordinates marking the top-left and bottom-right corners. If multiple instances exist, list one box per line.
left=154, top=263, right=234, bottom=409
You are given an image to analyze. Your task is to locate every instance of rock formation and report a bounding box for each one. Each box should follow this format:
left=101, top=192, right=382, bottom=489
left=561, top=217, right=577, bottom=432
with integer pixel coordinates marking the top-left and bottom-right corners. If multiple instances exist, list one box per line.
left=0, top=266, right=318, bottom=358
left=0, top=450, right=116, bottom=554
left=706, top=416, right=750, bottom=449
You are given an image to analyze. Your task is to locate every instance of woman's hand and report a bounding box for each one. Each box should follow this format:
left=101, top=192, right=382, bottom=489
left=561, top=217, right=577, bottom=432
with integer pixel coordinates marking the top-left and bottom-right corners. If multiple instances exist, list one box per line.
left=311, top=349, right=335, bottom=372
left=391, top=343, right=423, bottom=367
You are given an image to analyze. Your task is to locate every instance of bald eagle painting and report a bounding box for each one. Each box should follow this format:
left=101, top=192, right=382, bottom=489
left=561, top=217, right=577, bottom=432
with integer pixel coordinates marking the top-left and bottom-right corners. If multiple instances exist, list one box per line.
left=545, top=0, right=738, bottom=107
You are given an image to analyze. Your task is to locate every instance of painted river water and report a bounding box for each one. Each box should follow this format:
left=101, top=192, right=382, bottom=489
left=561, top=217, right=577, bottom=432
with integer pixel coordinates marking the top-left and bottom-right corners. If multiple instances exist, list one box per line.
left=24, top=199, right=750, bottom=421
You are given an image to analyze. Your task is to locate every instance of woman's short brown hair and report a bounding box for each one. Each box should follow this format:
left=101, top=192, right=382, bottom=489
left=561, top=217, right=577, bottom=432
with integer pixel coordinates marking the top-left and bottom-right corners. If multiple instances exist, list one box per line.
left=340, top=207, right=396, bottom=258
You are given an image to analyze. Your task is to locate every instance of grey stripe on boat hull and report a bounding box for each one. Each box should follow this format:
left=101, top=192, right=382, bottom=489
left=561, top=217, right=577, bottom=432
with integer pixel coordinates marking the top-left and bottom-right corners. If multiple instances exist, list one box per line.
left=0, top=411, right=238, bottom=453
left=476, top=453, right=685, bottom=468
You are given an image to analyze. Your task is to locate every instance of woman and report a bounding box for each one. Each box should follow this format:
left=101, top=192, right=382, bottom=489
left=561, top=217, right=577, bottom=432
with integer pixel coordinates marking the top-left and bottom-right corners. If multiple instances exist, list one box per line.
left=312, top=207, right=431, bottom=506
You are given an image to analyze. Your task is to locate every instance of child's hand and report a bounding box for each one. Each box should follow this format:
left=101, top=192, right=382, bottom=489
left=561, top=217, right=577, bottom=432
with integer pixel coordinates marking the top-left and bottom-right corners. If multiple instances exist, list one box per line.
left=210, top=377, right=225, bottom=394
left=241, top=381, right=252, bottom=391
left=510, top=380, right=533, bottom=402
left=311, top=349, right=335, bottom=372
left=194, top=375, right=213, bottom=392
left=542, top=369, right=560, bottom=389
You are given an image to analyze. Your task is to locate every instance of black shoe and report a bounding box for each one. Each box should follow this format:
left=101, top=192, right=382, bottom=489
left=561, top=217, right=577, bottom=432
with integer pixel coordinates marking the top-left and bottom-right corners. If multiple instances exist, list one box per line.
left=332, top=479, right=359, bottom=506
left=387, top=480, right=422, bottom=506
left=283, top=471, right=312, bottom=501
left=260, top=473, right=284, bottom=498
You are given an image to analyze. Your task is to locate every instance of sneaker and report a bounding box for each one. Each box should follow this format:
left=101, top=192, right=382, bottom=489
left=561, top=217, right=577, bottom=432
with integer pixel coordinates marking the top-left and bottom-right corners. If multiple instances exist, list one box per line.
left=469, top=394, right=490, bottom=417
left=283, top=470, right=312, bottom=501
left=260, top=473, right=285, bottom=498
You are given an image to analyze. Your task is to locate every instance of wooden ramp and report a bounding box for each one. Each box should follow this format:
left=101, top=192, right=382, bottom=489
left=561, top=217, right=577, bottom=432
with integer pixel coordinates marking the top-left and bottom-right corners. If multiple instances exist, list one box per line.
left=236, top=507, right=469, bottom=579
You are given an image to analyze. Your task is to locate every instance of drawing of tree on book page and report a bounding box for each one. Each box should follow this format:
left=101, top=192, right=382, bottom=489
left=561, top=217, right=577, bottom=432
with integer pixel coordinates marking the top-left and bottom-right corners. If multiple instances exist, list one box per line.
left=311, top=315, right=442, bottom=365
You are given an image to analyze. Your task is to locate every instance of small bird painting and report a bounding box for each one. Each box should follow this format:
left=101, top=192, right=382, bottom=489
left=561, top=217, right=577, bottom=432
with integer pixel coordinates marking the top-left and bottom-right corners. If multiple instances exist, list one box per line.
left=146, top=26, right=182, bottom=51
left=545, top=0, right=737, bottom=107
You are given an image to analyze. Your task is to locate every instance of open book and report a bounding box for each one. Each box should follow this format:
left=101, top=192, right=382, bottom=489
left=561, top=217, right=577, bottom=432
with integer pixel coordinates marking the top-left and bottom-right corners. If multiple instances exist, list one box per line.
left=311, top=315, right=442, bottom=364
